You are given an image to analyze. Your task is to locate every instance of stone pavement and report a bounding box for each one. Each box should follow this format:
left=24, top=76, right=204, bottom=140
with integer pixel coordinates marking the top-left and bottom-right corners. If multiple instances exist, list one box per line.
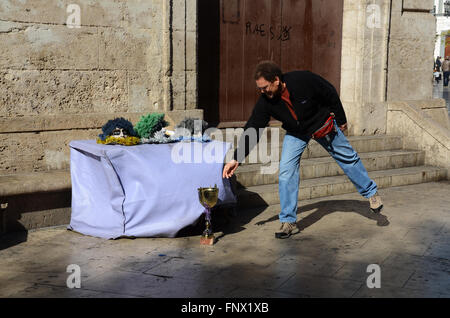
left=0, top=181, right=449, bottom=298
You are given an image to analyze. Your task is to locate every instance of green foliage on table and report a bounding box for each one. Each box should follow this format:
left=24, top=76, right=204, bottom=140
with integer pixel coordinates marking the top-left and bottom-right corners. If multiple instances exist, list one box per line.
left=134, top=113, right=169, bottom=139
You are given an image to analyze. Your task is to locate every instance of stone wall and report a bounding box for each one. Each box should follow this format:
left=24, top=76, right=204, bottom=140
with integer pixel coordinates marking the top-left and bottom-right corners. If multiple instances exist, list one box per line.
left=0, top=0, right=442, bottom=173
left=405, top=99, right=450, bottom=130
left=0, top=0, right=198, bottom=174
left=387, top=100, right=450, bottom=177
left=341, top=0, right=435, bottom=136
left=341, top=0, right=391, bottom=136
left=386, top=0, right=435, bottom=101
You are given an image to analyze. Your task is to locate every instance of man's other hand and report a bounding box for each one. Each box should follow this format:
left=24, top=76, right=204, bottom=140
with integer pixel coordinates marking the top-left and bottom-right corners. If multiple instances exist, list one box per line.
left=223, top=160, right=239, bottom=179
left=339, top=123, right=348, bottom=132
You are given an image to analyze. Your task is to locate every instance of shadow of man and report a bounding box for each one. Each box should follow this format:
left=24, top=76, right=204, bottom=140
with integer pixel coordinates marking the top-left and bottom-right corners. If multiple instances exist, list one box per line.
left=255, top=199, right=390, bottom=234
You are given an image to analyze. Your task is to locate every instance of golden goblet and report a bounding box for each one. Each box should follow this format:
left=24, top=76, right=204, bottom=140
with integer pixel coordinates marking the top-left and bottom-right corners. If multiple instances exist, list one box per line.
left=197, top=185, right=219, bottom=245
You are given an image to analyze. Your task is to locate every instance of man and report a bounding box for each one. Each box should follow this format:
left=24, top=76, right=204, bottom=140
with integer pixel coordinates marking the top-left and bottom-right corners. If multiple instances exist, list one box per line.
left=222, top=61, right=383, bottom=239
left=435, top=56, right=442, bottom=72
left=442, top=56, right=450, bottom=87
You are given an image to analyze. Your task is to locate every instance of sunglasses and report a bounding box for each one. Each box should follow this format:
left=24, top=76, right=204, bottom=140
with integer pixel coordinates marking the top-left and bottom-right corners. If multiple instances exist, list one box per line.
left=256, top=80, right=278, bottom=93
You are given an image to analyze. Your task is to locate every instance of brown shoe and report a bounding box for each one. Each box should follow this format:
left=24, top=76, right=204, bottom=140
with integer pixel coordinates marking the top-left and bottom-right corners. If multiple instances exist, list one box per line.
left=275, top=222, right=299, bottom=239
left=369, top=192, right=383, bottom=213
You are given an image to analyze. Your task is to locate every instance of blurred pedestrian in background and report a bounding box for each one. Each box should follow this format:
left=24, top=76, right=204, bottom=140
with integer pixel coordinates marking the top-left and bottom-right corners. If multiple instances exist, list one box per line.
left=442, top=56, right=450, bottom=87
left=435, top=56, right=442, bottom=72
left=434, top=68, right=441, bottom=84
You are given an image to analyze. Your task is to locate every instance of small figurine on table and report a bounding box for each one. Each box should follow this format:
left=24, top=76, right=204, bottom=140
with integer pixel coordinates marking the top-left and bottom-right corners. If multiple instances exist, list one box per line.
left=174, top=117, right=211, bottom=142
left=97, top=117, right=140, bottom=146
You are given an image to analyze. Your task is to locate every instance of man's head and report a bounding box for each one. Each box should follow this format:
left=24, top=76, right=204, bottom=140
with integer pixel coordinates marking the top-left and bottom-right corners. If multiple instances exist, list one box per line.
left=254, top=61, right=283, bottom=99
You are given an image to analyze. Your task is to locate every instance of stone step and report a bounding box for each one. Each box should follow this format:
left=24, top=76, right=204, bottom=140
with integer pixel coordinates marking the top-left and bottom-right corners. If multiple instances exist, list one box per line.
left=231, top=134, right=404, bottom=165
left=235, top=149, right=425, bottom=187
left=0, top=170, right=72, bottom=234
left=0, top=170, right=70, bottom=197
left=213, top=127, right=402, bottom=150
left=211, top=125, right=286, bottom=145
left=236, top=166, right=447, bottom=209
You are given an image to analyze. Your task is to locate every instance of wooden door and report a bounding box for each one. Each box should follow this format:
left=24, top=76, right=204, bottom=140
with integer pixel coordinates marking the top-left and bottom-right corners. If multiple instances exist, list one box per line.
left=198, top=0, right=344, bottom=127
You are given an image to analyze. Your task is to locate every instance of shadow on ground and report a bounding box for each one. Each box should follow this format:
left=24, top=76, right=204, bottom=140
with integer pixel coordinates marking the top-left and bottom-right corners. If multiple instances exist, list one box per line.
left=255, top=199, right=390, bottom=230
left=0, top=190, right=73, bottom=250
left=177, top=177, right=272, bottom=241
left=0, top=230, right=28, bottom=251
left=177, top=185, right=389, bottom=242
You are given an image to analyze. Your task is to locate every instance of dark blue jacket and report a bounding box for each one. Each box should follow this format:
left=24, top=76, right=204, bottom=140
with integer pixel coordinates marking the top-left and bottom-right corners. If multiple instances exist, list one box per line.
left=233, top=70, right=347, bottom=162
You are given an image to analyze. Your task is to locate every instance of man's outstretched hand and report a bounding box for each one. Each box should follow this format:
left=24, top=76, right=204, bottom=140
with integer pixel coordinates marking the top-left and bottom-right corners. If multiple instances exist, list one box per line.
left=223, top=160, right=239, bottom=179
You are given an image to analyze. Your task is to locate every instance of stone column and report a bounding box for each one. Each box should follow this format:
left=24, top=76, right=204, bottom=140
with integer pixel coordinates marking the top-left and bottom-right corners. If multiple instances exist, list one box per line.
left=341, top=0, right=391, bottom=136
left=165, top=0, right=197, bottom=111
left=340, top=0, right=435, bottom=136
left=386, top=0, right=435, bottom=101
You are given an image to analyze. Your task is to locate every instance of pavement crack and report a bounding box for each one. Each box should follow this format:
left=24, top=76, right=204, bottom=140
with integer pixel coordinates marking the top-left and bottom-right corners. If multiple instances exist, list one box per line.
left=146, top=273, right=174, bottom=279
left=350, top=282, right=365, bottom=298
left=401, top=270, right=416, bottom=288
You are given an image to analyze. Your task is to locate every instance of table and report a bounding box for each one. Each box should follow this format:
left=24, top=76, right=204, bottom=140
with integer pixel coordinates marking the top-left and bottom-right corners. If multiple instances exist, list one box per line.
left=68, top=140, right=236, bottom=239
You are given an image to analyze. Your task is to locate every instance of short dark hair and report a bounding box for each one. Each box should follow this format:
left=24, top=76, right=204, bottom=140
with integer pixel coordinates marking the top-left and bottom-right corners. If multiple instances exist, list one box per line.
left=254, top=61, right=283, bottom=82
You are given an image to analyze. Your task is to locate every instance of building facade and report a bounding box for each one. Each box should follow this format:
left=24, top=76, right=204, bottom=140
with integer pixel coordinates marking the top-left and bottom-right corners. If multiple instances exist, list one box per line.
left=434, top=0, right=450, bottom=58
left=0, top=0, right=439, bottom=175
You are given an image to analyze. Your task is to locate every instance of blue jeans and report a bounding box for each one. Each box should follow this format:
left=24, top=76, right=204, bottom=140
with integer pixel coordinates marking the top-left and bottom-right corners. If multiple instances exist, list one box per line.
left=444, top=71, right=450, bottom=86
left=278, top=124, right=378, bottom=223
